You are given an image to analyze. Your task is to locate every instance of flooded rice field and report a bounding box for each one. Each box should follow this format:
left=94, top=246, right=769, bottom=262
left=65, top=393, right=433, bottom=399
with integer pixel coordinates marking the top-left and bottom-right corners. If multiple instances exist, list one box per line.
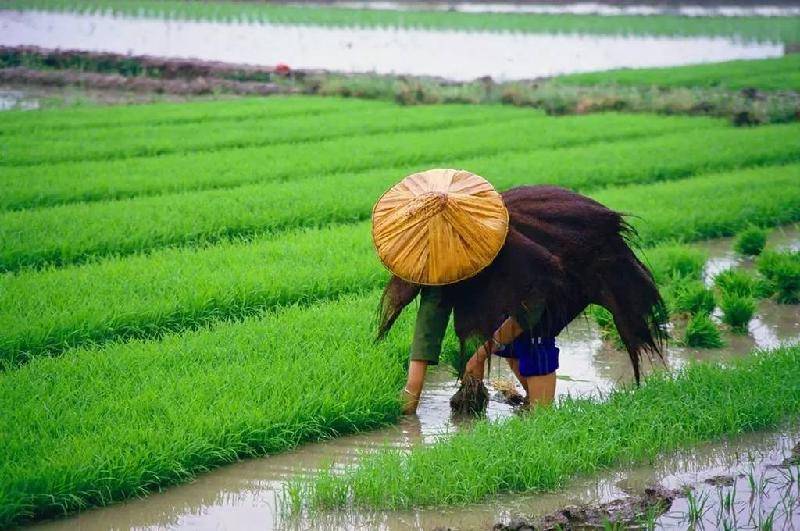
left=0, top=11, right=785, bottom=81
left=29, top=228, right=800, bottom=529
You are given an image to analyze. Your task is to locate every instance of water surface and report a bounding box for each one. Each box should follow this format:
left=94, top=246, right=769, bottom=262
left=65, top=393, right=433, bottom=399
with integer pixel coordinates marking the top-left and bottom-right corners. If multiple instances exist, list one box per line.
left=0, top=11, right=784, bottom=81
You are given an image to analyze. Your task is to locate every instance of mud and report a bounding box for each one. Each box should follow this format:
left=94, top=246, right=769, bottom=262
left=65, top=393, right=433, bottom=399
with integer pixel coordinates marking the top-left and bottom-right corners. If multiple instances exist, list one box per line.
left=495, top=485, right=681, bottom=530
left=450, top=373, right=490, bottom=415
left=0, top=67, right=293, bottom=96
left=704, top=474, right=735, bottom=486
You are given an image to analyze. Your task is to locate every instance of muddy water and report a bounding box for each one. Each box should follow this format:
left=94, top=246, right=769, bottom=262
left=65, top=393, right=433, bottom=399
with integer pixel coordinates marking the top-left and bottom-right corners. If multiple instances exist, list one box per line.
left=30, top=227, right=799, bottom=530
left=0, top=89, right=39, bottom=111
left=0, top=11, right=785, bottom=81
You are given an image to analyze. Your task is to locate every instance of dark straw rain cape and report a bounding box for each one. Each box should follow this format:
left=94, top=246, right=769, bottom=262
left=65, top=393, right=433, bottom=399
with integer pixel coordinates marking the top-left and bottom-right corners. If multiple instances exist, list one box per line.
left=377, top=185, right=666, bottom=383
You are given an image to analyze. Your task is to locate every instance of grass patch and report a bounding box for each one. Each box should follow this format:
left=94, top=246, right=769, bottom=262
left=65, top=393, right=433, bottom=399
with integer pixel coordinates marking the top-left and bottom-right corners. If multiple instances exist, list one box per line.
left=554, top=55, right=800, bottom=92
left=3, top=0, right=798, bottom=42
left=302, top=345, right=800, bottom=511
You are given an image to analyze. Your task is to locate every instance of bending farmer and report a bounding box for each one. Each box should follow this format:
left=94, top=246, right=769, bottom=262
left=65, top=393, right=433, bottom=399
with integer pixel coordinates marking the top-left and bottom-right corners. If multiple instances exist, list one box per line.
left=371, top=169, right=666, bottom=415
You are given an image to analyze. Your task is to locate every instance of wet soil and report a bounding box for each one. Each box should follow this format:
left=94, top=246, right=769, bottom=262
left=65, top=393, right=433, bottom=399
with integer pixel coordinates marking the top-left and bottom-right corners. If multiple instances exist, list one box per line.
left=449, top=373, right=490, bottom=415
left=495, top=485, right=681, bottom=530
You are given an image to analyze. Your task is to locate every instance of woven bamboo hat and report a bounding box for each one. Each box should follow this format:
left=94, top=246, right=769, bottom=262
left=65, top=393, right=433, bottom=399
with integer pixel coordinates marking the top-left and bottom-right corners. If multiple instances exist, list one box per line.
left=372, top=169, right=509, bottom=286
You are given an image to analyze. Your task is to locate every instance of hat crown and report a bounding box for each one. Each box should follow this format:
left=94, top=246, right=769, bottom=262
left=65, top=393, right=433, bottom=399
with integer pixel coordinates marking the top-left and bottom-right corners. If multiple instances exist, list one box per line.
left=371, top=169, right=509, bottom=286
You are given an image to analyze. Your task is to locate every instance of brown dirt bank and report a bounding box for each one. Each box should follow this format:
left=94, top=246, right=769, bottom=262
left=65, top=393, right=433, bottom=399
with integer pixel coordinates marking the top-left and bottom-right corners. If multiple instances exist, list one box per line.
left=3, top=46, right=797, bottom=124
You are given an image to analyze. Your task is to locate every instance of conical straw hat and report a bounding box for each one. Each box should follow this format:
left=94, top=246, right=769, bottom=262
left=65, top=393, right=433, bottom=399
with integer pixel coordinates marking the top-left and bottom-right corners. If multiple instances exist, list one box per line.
left=372, top=169, right=509, bottom=286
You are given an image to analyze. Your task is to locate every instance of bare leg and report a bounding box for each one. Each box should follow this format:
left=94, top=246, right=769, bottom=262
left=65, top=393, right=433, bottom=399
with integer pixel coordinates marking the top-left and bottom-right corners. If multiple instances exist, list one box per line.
left=525, top=371, right=557, bottom=407
left=505, top=358, right=529, bottom=395
left=402, top=360, right=429, bottom=415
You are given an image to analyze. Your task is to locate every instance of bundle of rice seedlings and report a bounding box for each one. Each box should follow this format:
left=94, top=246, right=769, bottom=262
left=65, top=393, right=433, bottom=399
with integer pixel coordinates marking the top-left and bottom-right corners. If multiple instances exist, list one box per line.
left=683, top=313, right=724, bottom=348
left=757, top=250, right=800, bottom=304
left=669, top=278, right=716, bottom=316
left=450, top=374, right=489, bottom=415
left=720, top=293, right=756, bottom=334
left=714, top=268, right=755, bottom=297
left=734, top=226, right=767, bottom=256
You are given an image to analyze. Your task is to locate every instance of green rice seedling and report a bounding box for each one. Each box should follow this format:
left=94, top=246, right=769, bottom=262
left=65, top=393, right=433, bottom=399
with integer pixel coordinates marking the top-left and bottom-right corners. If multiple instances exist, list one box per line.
left=0, top=95, right=383, bottom=134
left=5, top=157, right=799, bottom=274
left=720, top=293, right=757, bottom=334
left=683, top=313, right=724, bottom=348
left=0, top=110, right=724, bottom=211
left=594, top=163, right=800, bottom=248
left=302, top=345, right=800, bottom=511
left=734, top=226, right=768, bottom=256
left=0, top=102, right=526, bottom=166
left=687, top=490, right=711, bottom=526
left=670, top=279, right=716, bottom=316
left=7, top=0, right=800, bottom=42
left=714, top=268, right=756, bottom=297
left=587, top=305, right=624, bottom=347
left=0, top=289, right=413, bottom=527
left=757, top=250, right=800, bottom=304
left=555, top=55, right=800, bottom=92
left=0, top=223, right=384, bottom=366
left=641, top=245, right=708, bottom=286
left=4, top=169, right=800, bottom=364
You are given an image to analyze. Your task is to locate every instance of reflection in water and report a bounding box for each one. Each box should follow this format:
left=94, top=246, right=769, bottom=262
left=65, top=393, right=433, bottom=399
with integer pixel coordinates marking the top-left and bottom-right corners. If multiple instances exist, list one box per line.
left=31, top=227, right=799, bottom=530
left=0, top=11, right=784, bottom=81
left=0, top=89, right=39, bottom=111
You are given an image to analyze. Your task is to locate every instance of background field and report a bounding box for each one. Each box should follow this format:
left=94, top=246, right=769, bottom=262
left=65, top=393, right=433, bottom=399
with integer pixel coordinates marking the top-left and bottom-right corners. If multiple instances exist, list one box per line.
left=4, top=0, right=799, bottom=42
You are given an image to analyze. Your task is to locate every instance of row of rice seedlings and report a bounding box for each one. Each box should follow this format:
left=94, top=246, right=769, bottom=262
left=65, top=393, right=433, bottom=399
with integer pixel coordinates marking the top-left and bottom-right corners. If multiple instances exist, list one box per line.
left=0, top=95, right=383, bottom=135
left=757, top=250, right=800, bottom=304
left=3, top=165, right=799, bottom=366
left=554, top=55, right=800, bottom=92
left=4, top=129, right=798, bottom=272
left=0, top=289, right=413, bottom=528
left=301, top=345, right=800, bottom=512
left=1, top=103, right=529, bottom=166
left=6, top=0, right=800, bottom=42
left=0, top=111, right=720, bottom=211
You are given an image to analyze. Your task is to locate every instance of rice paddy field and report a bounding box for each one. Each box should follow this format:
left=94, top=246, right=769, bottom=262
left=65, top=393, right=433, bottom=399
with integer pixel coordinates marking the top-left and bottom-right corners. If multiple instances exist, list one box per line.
left=2, top=1, right=800, bottom=528
left=4, top=0, right=800, bottom=42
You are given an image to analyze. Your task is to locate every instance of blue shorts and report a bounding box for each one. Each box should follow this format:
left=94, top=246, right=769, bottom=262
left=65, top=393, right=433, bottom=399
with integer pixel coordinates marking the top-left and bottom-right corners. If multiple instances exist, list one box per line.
left=495, top=335, right=559, bottom=377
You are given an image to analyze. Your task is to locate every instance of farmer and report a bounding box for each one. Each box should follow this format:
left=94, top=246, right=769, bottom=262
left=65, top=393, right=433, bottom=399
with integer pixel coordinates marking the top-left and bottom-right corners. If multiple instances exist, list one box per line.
left=371, top=169, right=665, bottom=415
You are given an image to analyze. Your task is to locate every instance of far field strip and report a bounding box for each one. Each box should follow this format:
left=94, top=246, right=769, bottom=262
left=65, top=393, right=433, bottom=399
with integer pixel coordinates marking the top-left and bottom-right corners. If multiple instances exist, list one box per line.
left=2, top=162, right=798, bottom=367
left=0, top=111, right=719, bottom=211
left=0, top=96, right=392, bottom=134
left=2, top=0, right=798, bottom=42
left=0, top=104, right=531, bottom=166
left=555, top=54, right=800, bottom=91
left=2, top=121, right=797, bottom=271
